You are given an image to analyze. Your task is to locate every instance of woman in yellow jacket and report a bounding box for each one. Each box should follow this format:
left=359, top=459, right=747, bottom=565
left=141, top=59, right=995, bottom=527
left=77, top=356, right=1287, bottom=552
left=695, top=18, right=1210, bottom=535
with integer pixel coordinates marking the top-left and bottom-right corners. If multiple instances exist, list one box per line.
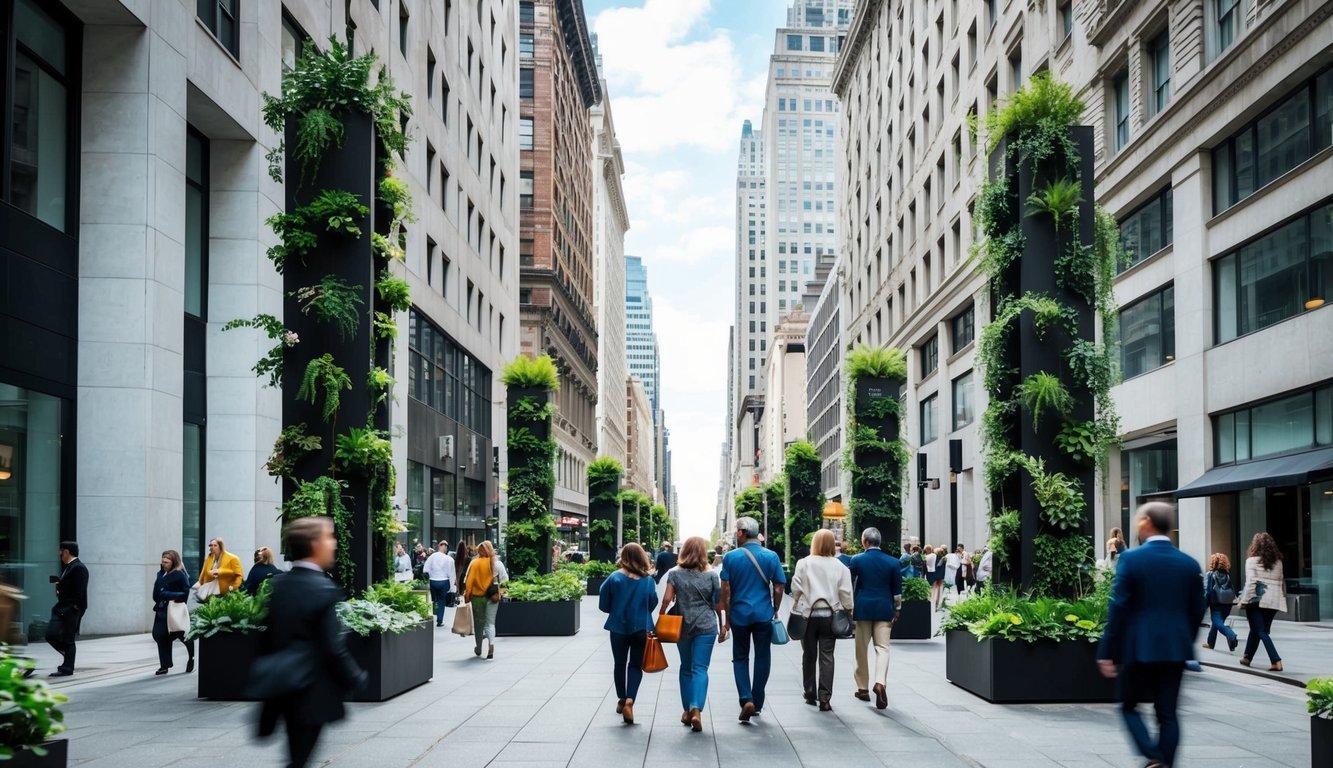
left=463, top=540, right=508, bottom=659
left=197, top=537, right=244, bottom=597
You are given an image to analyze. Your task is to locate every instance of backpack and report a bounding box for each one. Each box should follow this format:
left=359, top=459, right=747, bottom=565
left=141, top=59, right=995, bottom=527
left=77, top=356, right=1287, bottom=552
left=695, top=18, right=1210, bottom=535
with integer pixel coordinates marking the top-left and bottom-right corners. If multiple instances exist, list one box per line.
left=1211, top=572, right=1236, bottom=605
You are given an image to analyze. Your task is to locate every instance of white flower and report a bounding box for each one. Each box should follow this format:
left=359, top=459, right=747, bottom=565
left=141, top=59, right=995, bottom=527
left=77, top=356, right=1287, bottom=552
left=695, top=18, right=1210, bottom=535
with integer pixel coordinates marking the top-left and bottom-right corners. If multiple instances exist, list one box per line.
left=283, top=331, right=300, bottom=347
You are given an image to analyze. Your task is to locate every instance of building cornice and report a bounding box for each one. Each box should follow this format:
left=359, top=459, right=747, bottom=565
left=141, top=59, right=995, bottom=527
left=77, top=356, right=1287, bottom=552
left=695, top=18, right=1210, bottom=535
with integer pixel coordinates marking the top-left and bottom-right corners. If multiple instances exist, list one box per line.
left=600, top=158, right=631, bottom=232
left=832, top=0, right=884, bottom=97
left=558, top=0, right=603, bottom=107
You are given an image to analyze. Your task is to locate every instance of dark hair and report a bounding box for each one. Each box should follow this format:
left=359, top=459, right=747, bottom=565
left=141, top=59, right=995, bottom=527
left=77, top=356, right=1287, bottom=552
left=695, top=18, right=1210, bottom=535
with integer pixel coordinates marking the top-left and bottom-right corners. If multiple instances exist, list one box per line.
left=1138, top=501, right=1174, bottom=536
left=1248, top=532, right=1281, bottom=570
left=285, top=517, right=331, bottom=560
left=161, top=550, right=183, bottom=572
left=618, top=543, right=651, bottom=576
left=60, top=541, right=79, bottom=557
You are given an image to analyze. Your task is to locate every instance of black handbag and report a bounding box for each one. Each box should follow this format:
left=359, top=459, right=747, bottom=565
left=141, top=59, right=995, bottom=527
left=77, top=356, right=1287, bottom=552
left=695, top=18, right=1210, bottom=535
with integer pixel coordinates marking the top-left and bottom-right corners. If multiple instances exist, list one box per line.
left=831, top=609, right=854, bottom=639
left=786, top=612, right=808, bottom=641
left=1246, top=580, right=1266, bottom=607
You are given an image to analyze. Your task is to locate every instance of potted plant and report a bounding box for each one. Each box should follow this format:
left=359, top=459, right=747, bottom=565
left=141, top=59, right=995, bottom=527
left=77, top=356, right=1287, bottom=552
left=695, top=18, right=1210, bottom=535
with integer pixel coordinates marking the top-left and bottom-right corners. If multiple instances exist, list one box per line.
left=189, top=585, right=269, bottom=700
left=0, top=652, right=67, bottom=766
left=583, top=560, right=619, bottom=596
left=1309, top=677, right=1333, bottom=765
left=843, top=345, right=910, bottom=556
left=586, top=457, right=622, bottom=564
left=338, top=581, right=433, bottom=701
left=893, top=577, right=933, bottom=640
left=502, top=355, right=560, bottom=577
left=495, top=570, right=585, bottom=636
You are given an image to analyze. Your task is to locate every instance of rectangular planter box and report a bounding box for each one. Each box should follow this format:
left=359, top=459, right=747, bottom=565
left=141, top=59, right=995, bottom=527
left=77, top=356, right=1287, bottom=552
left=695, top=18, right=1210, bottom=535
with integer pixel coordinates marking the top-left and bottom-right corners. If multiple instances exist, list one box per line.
left=945, top=629, right=1115, bottom=703
left=495, top=599, right=581, bottom=637
left=347, top=621, right=433, bottom=702
left=198, top=631, right=262, bottom=701
left=7, top=740, right=67, bottom=768
left=586, top=576, right=606, bottom=596
left=892, top=600, right=932, bottom=640
left=1314, top=716, right=1333, bottom=768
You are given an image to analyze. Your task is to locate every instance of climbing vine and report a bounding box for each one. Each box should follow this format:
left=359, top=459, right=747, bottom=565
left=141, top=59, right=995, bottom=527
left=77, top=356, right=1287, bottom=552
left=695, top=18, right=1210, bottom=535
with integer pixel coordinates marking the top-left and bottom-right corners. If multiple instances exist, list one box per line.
left=843, top=345, right=909, bottom=555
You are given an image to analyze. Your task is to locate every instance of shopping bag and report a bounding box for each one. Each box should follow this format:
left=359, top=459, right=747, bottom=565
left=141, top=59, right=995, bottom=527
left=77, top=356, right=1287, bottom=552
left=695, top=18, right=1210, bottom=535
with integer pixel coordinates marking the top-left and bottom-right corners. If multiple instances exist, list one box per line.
left=641, top=636, right=668, bottom=673
left=451, top=601, right=474, bottom=636
left=166, top=601, right=190, bottom=633
left=654, top=613, right=682, bottom=643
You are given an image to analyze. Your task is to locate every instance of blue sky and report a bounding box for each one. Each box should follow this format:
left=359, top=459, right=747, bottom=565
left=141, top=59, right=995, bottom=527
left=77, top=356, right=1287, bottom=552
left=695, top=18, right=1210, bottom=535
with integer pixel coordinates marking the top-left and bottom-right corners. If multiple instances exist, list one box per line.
left=583, top=0, right=788, bottom=537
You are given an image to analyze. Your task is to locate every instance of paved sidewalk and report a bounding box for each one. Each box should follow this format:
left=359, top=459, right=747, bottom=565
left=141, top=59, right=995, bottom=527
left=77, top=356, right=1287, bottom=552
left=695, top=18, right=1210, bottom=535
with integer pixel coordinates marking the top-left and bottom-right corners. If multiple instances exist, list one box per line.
left=21, top=600, right=1315, bottom=768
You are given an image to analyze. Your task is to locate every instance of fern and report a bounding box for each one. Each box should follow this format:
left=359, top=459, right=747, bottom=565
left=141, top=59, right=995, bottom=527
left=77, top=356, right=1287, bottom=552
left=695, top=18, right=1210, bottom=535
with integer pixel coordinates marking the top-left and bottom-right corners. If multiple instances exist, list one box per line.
left=373, top=311, right=399, bottom=341
left=1027, top=177, right=1082, bottom=232
left=304, top=189, right=368, bottom=236
left=846, top=345, right=908, bottom=381
left=292, top=275, right=364, bottom=341
left=502, top=354, right=561, bottom=390
left=376, top=270, right=412, bottom=312
left=1017, top=372, right=1073, bottom=432
left=297, top=354, right=352, bottom=422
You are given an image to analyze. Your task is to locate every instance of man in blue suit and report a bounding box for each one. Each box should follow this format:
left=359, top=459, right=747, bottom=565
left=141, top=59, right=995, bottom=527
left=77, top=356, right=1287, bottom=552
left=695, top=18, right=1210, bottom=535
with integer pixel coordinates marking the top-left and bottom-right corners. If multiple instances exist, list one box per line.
left=1097, top=502, right=1205, bottom=768
left=847, top=527, right=902, bottom=710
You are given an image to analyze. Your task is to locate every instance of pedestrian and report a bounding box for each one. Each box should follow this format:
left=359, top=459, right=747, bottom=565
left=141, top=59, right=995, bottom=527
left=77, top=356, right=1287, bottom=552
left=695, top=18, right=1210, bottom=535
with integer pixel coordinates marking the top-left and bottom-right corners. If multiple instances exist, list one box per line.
left=393, top=542, right=413, bottom=584
left=45, top=541, right=88, bottom=677
left=464, top=540, right=508, bottom=659
left=944, top=545, right=961, bottom=597
left=653, top=542, right=678, bottom=584
left=255, top=516, right=366, bottom=768
left=1237, top=532, right=1286, bottom=672
left=151, top=550, right=195, bottom=675
left=1201, top=553, right=1239, bottom=653
left=789, top=530, right=854, bottom=711
left=662, top=536, right=726, bottom=733
left=423, top=540, right=456, bottom=628
left=1106, top=527, right=1127, bottom=568
left=711, top=552, right=724, bottom=571
left=196, top=537, right=243, bottom=598
left=931, top=546, right=948, bottom=610
left=1097, top=502, right=1205, bottom=768
left=720, top=516, right=785, bottom=722
left=924, top=545, right=939, bottom=596
left=956, top=546, right=975, bottom=595
left=412, top=543, right=428, bottom=579
left=975, top=547, right=993, bottom=588
left=836, top=540, right=853, bottom=567
left=847, top=527, right=902, bottom=709
left=242, top=547, right=282, bottom=595
left=454, top=542, right=473, bottom=601
left=599, top=543, right=658, bottom=724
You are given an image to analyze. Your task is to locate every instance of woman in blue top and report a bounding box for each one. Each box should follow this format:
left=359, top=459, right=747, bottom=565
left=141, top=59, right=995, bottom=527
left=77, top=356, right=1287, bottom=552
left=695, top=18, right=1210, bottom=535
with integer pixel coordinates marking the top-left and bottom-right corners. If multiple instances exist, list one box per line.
left=598, top=542, right=658, bottom=724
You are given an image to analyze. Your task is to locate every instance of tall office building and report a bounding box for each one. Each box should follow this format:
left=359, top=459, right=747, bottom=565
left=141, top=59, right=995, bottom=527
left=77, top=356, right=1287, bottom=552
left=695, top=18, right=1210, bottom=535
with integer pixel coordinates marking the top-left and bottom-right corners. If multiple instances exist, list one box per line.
left=728, top=120, right=768, bottom=502
left=625, top=378, right=655, bottom=497
left=0, top=0, right=517, bottom=633
left=518, top=0, right=602, bottom=525
left=835, top=0, right=1333, bottom=612
left=624, top=255, right=660, bottom=415
left=804, top=254, right=845, bottom=499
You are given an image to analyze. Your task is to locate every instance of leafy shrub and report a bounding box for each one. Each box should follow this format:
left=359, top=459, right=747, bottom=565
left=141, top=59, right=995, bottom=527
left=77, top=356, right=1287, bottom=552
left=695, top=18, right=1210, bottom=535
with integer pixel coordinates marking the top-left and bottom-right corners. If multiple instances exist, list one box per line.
left=1017, top=372, right=1073, bottom=432
left=297, top=353, right=352, bottom=422
left=376, top=270, right=412, bottom=312
left=501, top=354, right=561, bottom=390
left=363, top=580, right=431, bottom=622
left=940, top=585, right=1106, bottom=642
left=505, top=570, right=586, bottom=602
left=1307, top=677, right=1333, bottom=719
left=333, top=427, right=393, bottom=476
left=0, top=650, right=67, bottom=758
left=902, top=577, right=931, bottom=602
left=584, top=560, right=619, bottom=579
left=187, top=582, right=270, bottom=639
left=337, top=600, right=421, bottom=636
left=264, top=423, right=321, bottom=480
left=846, top=344, right=907, bottom=381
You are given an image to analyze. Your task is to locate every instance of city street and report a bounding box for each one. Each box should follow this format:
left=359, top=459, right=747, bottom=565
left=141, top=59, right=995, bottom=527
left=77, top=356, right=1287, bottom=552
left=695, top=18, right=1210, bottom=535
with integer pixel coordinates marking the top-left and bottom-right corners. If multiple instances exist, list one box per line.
left=39, top=599, right=1314, bottom=768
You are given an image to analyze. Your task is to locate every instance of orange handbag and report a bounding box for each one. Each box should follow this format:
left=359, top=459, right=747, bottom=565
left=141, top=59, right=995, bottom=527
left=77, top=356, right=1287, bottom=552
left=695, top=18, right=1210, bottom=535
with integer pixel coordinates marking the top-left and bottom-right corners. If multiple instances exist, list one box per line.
left=654, top=613, right=683, bottom=643
left=642, top=636, right=669, bottom=673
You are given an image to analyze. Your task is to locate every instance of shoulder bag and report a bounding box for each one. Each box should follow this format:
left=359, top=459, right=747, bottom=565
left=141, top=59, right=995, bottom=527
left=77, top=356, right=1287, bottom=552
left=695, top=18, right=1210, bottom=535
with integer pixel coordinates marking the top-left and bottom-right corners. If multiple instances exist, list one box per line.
left=740, top=547, right=788, bottom=645
left=1246, top=579, right=1267, bottom=607
left=484, top=556, right=502, bottom=603
left=191, top=579, right=220, bottom=603
left=641, top=635, right=669, bottom=673
left=1212, top=572, right=1236, bottom=606
left=166, top=601, right=190, bottom=634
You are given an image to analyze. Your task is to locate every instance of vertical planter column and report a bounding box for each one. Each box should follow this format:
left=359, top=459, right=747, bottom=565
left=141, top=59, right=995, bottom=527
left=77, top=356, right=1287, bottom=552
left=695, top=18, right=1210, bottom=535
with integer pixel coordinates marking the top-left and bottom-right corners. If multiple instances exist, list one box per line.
left=504, top=371, right=558, bottom=575
left=847, top=351, right=909, bottom=556
left=587, top=459, right=623, bottom=563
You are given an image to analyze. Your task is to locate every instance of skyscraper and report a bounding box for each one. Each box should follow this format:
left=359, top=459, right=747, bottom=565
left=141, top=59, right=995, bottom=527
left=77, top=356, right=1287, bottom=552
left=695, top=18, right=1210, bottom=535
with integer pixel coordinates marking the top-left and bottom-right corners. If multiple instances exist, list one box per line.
left=728, top=121, right=767, bottom=501
left=624, top=255, right=660, bottom=416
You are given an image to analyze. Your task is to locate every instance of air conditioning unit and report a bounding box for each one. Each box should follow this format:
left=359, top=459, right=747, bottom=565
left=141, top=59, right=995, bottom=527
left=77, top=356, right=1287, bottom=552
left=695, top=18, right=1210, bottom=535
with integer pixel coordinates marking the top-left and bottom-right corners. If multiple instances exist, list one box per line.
left=439, top=435, right=454, bottom=461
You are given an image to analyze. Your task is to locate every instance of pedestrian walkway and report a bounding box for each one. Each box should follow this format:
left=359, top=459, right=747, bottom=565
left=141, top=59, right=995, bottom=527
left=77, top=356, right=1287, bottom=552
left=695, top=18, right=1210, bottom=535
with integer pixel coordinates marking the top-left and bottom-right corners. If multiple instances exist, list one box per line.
left=37, top=599, right=1314, bottom=767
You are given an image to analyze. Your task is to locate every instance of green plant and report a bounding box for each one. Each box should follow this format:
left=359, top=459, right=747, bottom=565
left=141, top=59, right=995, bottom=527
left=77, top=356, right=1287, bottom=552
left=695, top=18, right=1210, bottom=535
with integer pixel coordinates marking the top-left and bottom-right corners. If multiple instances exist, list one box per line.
left=978, top=71, right=1085, bottom=166
left=940, top=585, right=1106, bottom=642
left=264, top=189, right=370, bottom=271
left=293, top=275, right=365, bottom=341
left=186, top=581, right=270, bottom=639
left=373, top=311, right=399, bottom=340
left=784, top=440, right=824, bottom=567
left=222, top=314, right=298, bottom=388
left=587, top=457, right=624, bottom=486
left=505, top=570, right=586, bottom=602
left=987, top=508, right=1021, bottom=571
left=1031, top=534, right=1096, bottom=597
left=846, top=344, right=908, bottom=381
left=337, top=600, right=422, bottom=636
left=376, top=270, right=412, bottom=312
left=1307, top=677, right=1333, bottom=719
left=1021, top=456, right=1087, bottom=531
left=1055, top=420, right=1097, bottom=465
left=0, top=650, right=67, bottom=758
left=363, top=580, right=431, bottom=622
left=297, top=354, right=352, bottom=422
left=1026, top=177, right=1082, bottom=232
left=502, top=354, right=561, bottom=390
left=265, top=423, right=322, bottom=479
left=584, top=560, right=620, bottom=579
left=902, top=577, right=931, bottom=602
left=333, top=427, right=393, bottom=476
left=1017, top=372, right=1073, bottom=432
left=281, top=477, right=355, bottom=594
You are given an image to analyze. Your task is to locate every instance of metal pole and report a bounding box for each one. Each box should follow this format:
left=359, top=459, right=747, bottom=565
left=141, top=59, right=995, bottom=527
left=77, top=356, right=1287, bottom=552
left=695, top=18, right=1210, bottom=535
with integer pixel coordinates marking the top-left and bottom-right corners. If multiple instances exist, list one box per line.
left=761, top=488, right=769, bottom=546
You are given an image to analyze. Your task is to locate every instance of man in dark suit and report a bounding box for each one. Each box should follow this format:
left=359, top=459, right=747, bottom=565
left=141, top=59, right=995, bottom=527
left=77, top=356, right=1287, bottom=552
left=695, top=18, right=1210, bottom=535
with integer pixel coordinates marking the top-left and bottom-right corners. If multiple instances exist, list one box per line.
left=1097, top=502, right=1205, bottom=768
left=47, top=541, right=88, bottom=676
left=653, top=543, right=677, bottom=583
left=847, top=527, right=902, bottom=710
left=257, top=516, right=365, bottom=768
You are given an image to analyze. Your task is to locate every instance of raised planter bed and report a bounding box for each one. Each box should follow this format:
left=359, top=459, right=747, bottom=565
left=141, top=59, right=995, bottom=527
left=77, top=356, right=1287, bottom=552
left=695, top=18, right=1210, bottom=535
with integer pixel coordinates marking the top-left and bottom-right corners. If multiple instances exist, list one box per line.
left=197, top=632, right=262, bottom=701
left=892, top=600, right=932, bottom=640
left=945, top=629, right=1115, bottom=703
left=347, top=621, right=433, bottom=702
left=1314, top=716, right=1333, bottom=767
left=495, top=599, right=581, bottom=637
left=6, top=740, right=67, bottom=768
left=586, top=576, right=606, bottom=596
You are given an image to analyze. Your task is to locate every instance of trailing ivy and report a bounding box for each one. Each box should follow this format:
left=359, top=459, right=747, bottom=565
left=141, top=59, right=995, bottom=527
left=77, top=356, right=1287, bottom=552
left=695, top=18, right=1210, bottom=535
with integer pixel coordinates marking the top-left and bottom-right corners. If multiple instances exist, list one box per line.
left=292, top=275, right=365, bottom=341
left=283, top=476, right=355, bottom=593
left=844, top=344, right=910, bottom=554
left=222, top=314, right=298, bottom=388
left=297, top=353, right=353, bottom=423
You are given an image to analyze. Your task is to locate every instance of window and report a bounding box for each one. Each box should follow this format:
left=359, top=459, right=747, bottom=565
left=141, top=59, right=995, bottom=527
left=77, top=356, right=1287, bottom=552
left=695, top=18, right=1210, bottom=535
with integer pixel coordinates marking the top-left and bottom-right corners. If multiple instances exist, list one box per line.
left=986, top=0, right=997, bottom=29
left=519, top=1, right=534, bottom=24
left=519, top=68, right=534, bottom=98
left=952, top=371, right=974, bottom=430
left=786, top=34, right=802, bottom=51
left=1212, top=0, right=1243, bottom=58
left=920, top=334, right=939, bottom=378
left=1058, top=2, right=1073, bottom=38
left=1212, top=68, right=1331, bottom=212
left=281, top=12, right=308, bottom=71
left=185, top=130, right=207, bottom=319
left=1214, top=201, right=1332, bottom=343
left=398, top=2, right=409, bottom=56
left=1214, top=383, right=1333, bottom=464
left=809, top=36, right=825, bottom=53
left=519, top=33, right=533, bottom=57
left=519, top=117, right=534, bottom=150
left=1119, top=187, right=1173, bottom=270
left=196, top=0, right=239, bottom=58
left=519, top=171, right=534, bottom=208
left=921, top=394, right=939, bottom=444
left=183, top=127, right=208, bottom=568
left=1148, top=30, right=1171, bottom=117
left=408, top=310, right=494, bottom=436
left=1113, top=71, right=1130, bottom=151
left=1120, top=285, right=1175, bottom=379
left=5, top=0, right=74, bottom=231
left=951, top=305, right=974, bottom=351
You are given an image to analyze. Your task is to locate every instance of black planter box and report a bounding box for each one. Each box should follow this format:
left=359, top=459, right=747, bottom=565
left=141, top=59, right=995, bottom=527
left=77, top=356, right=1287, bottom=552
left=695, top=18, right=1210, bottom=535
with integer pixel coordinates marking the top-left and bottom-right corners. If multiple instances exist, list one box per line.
left=347, top=621, right=433, bottom=702
left=495, top=599, right=581, bottom=636
left=586, top=576, right=606, bottom=596
left=7, top=740, right=67, bottom=768
left=892, top=600, right=932, bottom=640
left=1313, top=716, right=1333, bottom=767
left=198, top=631, right=262, bottom=701
left=945, top=630, right=1115, bottom=703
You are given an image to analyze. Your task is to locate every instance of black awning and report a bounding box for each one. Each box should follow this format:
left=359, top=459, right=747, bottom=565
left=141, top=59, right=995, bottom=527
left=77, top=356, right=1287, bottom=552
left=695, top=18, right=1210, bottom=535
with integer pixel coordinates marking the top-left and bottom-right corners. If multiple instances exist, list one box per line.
left=1175, top=446, right=1333, bottom=498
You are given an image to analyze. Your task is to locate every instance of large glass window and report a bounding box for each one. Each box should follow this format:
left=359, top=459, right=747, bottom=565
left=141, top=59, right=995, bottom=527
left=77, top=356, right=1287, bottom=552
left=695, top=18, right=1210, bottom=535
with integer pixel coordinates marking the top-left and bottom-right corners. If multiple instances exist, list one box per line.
left=519, top=68, right=534, bottom=98
left=1213, top=67, right=1333, bottom=212
left=1120, top=284, right=1175, bottom=379
left=519, top=118, right=534, bottom=150
left=952, top=371, right=974, bottom=431
left=1213, top=201, right=1331, bottom=342
left=1119, top=187, right=1173, bottom=271
left=185, top=130, right=207, bottom=319
left=1214, top=382, right=1333, bottom=464
left=6, top=0, right=73, bottom=231
left=1119, top=440, right=1178, bottom=538
left=408, top=310, right=493, bottom=436
left=182, top=423, right=204, bottom=572
left=196, top=0, right=239, bottom=58
left=920, top=394, right=939, bottom=445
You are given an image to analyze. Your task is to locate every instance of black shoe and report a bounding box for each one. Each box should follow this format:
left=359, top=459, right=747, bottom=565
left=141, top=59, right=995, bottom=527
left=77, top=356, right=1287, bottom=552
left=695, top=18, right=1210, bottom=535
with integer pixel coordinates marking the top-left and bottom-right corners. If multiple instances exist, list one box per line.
left=186, top=657, right=195, bottom=674
left=155, top=668, right=169, bottom=676
left=819, top=701, right=832, bottom=712
left=1228, top=637, right=1239, bottom=652
left=48, top=670, right=72, bottom=678
left=804, top=693, right=817, bottom=706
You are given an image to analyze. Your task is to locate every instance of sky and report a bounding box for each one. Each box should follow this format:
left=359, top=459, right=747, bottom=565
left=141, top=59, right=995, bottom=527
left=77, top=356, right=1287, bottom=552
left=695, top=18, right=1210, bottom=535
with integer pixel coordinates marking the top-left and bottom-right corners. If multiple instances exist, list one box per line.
left=583, top=0, right=789, bottom=539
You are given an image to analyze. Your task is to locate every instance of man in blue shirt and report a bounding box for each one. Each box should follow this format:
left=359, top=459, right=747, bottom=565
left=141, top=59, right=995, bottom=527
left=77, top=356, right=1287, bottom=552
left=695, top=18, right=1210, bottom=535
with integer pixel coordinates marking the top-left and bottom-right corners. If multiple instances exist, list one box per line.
left=720, top=516, right=786, bottom=721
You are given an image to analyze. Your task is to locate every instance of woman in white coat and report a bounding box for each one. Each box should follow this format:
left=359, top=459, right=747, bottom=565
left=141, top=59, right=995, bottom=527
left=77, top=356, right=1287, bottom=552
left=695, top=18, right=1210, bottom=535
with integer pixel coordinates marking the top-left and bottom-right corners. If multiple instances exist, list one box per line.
left=789, top=529, right=854, bottom=711
left=1237, top=531, right=1287, bottom=672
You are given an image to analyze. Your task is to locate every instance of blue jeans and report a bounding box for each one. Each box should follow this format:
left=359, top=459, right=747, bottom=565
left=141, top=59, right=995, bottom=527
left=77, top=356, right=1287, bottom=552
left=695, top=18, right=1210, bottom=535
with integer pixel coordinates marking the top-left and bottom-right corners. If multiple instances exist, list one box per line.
left=609, top=631, right=647, bottom=702
left=1207, top=605, right=1237, bottom=647
left=429, top=580, right=451, bottom=625
left=678, top=633, right=716, bottom=711
left=730, top=620, right=772, bottom=710
left=1243, top=606, right=1280, bottom=664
